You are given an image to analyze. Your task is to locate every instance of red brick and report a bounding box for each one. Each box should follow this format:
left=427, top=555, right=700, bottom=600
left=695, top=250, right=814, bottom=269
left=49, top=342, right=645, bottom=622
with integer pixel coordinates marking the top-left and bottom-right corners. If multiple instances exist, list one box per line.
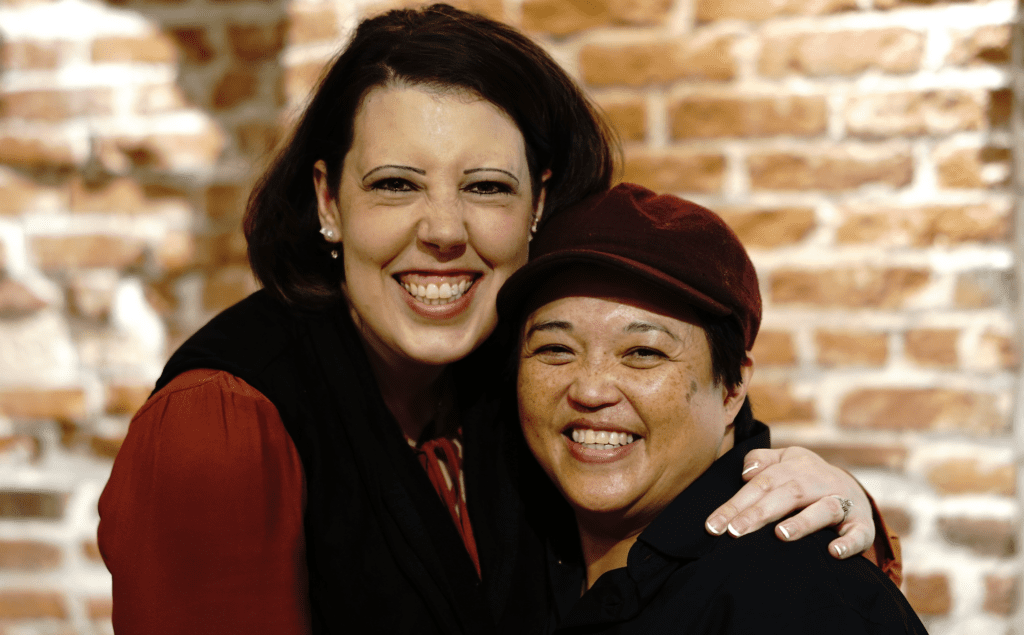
left=759, top=29, right=923, bottom=78
left=905, top=329, right=958, bottom=368
left=202, top=230, right=248, bottom=268
left=904, top=574, right=951, bottom=615
left=0, top=169, right=68, bottom=215
left=0, top=590, right=66, bottom=618
left=205, top=183, right=246, bottom=220
left=948, top=25, right=1011, bottom=66
left=719, top=207, right=815, bottom=248
left=69, top=176, right=148, bottom=214
left=82, top=540, right=102, bottom=563
left=837, top=202, right=1010, bottom=246
left=156, top=230, right=195, bottom=272
left=91, top=34, right=177, bottom=63
left=580, top=35, right=736, bottom=87
left=204, top=265, right=258, bottom=313
left=213, top=67, right=260, bottom=110
left=136, top=83, right=191, bottom=115
left=671, top=94, right=826, bottom=139
left=32, top=234, right=146, bottom=270
left=935, top=145, right=1011, bottom=189
left=105, top=384, right=152, bottom=416
left=878, top=506, right=912, bottom=536
left=87, top=597, right=112, bottom=620
left=983, top=575, right=1019, bottom=615
left=90, top=435, right=123, bottom=460
left=954, top=271, right=1015, bottom=309
left=846, top=90, right=985, bottom=138
left=696, top=0, right=856, bottom=21
left=799, top=443, right=907, bottom=470
left=937, top=517, right=1016, bottom=556
left=0, top=135, right=76, bottom=171
left=0, top=278, right=47, bottom=317
left=750, top=330, right=796, bottom=366
left=169, top=27, right=215, bottom=64
left=288, top=4, right=339, bottom=45
left=978, top=329, right=1018, bottom=371
left=0, top=88, right=114, bottom=121
left=0, top=492, right=66, bottom=520
left=0, top=389, right=86, bottom=421
left=748, top=148, right=912, bottom=191
left=1, top=41, right=64, bottom=70
left=988, top=88, right=1011, bottom=128
left=839, top=388, right=1005, bottom=434
left=926, top=458, right=1015, bottom=495
left=816, top=330, right=888, bottom=367
left=621, top=150, right=725, bottom=193
left=0, top=541, right=61, bottom=571
left=0, top=436, right=41, bottom=463
left=523, top=0, right=673, bottom=35
left=747, top=382, right=816, bottom=423
left=772, top=268, right=929, bottom=309
left=102, top=129, right=226, bottom=171
left=285, top=59, right=326, bottom=104
left=228, top=21, right=286, bottom=63
left=878, top=0, right=992, bottom=8
left=67, top=271, right=117, bottom=321
left=236, top=120, right=281, bottom=158
left=597, top=98, right=646, bottom=143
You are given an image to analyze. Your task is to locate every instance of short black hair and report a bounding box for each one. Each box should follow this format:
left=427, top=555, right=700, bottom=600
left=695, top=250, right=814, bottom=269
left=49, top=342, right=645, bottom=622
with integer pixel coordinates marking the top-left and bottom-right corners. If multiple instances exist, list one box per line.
left=244, top=3, right=617, bottom=308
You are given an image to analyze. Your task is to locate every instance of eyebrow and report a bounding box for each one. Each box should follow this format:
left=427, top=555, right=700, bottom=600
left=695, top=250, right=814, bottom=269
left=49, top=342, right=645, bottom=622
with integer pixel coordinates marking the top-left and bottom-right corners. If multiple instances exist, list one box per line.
left=525, top=320, right=572, bottom=339
left=464, top=167, right=519, bottom=184
left=624, top=321, right=680, bottom=341
left=362, top=165, right=426, bottom=180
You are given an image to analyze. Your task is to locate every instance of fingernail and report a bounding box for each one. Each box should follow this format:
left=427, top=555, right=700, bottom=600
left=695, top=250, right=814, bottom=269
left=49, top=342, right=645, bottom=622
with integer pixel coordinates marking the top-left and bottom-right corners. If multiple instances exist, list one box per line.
left=706, top=517, right=726, bottom=535
left=727, top=522, right=746, bottom=538
left=741, top=463, right=759, bottom=476
left=778, top=524, right=791, bottom=540
left=832, top=544, right=847, bottom=558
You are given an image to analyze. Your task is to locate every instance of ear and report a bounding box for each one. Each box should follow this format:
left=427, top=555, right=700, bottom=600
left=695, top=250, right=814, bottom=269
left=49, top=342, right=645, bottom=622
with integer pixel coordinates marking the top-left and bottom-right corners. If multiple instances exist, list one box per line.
left=531, top=169, right=552, bottom=229
left=722, top=352, right=755, bottom=422
left=313, top=160, right=342, bottom=243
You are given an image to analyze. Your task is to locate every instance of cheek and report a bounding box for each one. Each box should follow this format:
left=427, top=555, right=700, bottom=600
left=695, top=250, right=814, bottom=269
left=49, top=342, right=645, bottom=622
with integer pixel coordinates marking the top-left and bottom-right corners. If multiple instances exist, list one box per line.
left=469, top=209, right=532, bottom=268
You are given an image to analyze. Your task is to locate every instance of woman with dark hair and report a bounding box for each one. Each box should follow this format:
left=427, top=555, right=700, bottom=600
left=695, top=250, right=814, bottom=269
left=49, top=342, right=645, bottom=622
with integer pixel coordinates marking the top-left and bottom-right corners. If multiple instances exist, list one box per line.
left=97, top=5, right=898, bottom=634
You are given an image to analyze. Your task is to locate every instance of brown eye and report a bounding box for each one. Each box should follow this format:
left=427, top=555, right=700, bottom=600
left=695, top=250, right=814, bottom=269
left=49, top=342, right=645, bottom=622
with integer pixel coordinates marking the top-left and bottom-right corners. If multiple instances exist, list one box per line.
left=465, top=180, right=514, bottom=196
left=623, top=347, right=667, bottom=368
left=370, top=178, right=416, bottom=192
left=529, top=344, right=575, bottom=365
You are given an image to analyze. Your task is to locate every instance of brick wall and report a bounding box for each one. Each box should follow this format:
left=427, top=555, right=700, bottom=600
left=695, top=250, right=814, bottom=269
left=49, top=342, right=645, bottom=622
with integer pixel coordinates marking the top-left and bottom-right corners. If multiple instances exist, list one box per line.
left=0, top=0, right=1019, bottom=631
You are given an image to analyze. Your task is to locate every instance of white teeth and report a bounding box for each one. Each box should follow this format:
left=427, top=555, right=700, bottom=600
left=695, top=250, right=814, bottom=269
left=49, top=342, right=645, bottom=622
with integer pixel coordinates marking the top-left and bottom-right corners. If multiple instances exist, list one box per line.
left=570, top=428, right=638, bottom=449
left=401, top=278, right=473, bottom=305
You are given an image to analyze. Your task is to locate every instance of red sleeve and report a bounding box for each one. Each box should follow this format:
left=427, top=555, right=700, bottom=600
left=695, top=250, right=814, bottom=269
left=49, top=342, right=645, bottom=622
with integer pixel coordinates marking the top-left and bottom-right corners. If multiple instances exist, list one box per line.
left=98, top=369, right=310, bottom=635
left=861, top=490, right=902, bottom=588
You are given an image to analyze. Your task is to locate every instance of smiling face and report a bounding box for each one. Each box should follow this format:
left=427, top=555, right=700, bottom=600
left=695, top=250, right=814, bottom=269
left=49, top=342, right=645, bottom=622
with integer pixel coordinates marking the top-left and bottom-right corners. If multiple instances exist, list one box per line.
left=517, top=269, right=751, bottom=538
left=314, top=84, right=542, bottom=371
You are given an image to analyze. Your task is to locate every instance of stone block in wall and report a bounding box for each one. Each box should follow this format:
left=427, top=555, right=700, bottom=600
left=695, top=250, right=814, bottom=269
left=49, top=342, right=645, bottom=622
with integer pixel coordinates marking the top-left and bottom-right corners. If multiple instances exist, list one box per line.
left=815, top=330, right=888, bottom=367
left=0, top=540, right=61, bottom=571
left=0, top=88, right=115, bottom=122
left=0, top=134, right=77, bottom=172
left=0, top=312, right=78, bottom=387
left=905, top=329, right=958, bottom=368
left=32, top=235, right=146, bottom=270
left=0, top=389, right=86, bottom=421
left=621, top=150, right=725, bottom=193
left=750, top=330, right=796, bottom=367
left=203, top=265, right=258, bottom=313
left=227, top=21, right=287, bottom=63
left=522, top=0, right=673, bottom=35
left=670, top=94, right=827, bottom=139
left=91, top=34, right=178, bottom=64
left=988, top=88, right=1011, bottom=128
left=845, top=90, right=986, bottom=138
left=954, top=270, right=1015, bottom=310
left=877, top=506, right=912, bottom=536
left=0, top=492, right=66, bottom=520
left=934, top=145, right=1011, bottom=189
left=836, top=202, right=1010, bottom=247
left=718, top=207, right=816, bottom=248
left=925, top=457, right=1015, bottom=495
left=96, top=128, right=227, bottom=173
left=213, top=67, right=260, bottom=111
left=0, top=167, right=69, bottom=215
left=0, top=279, right=47, bottom=318
left=877, top=0, right=993, bottom=9
left=947, top=25, right=1011, bottom=67
left=580, top=35, right=736, bottom=87
left=205, top=183, right=247, bottom=221
left=976, top=329, right=1018, bottom=371
left=595, top=98, right=646, bottom=143
left=1, top=40, right=67, bottom=70
left=983, top=574, right=1019, bottom=615
left=105, top=384, right=152, bottom=416
left=288, top=4, right=339, bottom=46
left=798, top=443, right=908, bottom=470
left=156, top=230, right=196, bottom=273
left=937, top=517, right=1016, bottom=557
left=771, top=268, right=929, bottom=309
left=0, top=590, right=66, bottom=619
left=759, top=29, right=923, bottom=78
left=747, top=148, right=912, bottom=191
left=904, top=573, right=951, bottom=616
left=747, top=382, right=816, bottom=423
left=286, top=59, right=327, bottom=104
left=695, top=0, right=856, bottom=21
left=169, top=27, right=216, bottom=65
left=838, top=388, right=1005, bottom=434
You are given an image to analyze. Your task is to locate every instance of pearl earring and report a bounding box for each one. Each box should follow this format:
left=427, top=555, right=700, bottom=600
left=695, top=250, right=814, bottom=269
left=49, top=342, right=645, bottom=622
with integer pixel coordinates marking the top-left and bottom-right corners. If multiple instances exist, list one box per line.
left=320, top=227, right=335, bottom=240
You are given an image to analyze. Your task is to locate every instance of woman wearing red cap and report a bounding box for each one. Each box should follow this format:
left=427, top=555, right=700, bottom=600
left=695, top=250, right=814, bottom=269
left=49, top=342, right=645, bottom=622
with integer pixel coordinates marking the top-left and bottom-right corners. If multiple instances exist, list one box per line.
left=98, top=6, right=899, bottom=634
left=504, top=184, right=924, bottom=633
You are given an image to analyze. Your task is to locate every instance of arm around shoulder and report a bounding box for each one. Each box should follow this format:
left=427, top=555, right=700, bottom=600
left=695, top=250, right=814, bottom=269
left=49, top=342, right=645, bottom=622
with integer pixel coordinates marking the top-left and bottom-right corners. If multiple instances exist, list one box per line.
left=98, top=369, right=310, bottom=635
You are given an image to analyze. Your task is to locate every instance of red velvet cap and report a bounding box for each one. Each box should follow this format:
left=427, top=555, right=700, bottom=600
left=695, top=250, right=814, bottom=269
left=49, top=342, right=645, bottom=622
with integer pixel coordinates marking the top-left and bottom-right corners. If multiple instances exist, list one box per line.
left=498, top=182, right=761, bottom=349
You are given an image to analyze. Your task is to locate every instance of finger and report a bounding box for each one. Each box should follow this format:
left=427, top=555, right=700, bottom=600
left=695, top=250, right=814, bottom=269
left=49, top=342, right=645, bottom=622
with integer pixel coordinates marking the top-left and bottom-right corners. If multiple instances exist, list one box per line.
left=722, top=477, right=814, bottom=537
left=739, top=448, right=784, bottom=481
left=705, top=475, right=774, bottom=536
left=828, top=523, right=873, bottom=559
left=774, top=496, right=850, bottom=542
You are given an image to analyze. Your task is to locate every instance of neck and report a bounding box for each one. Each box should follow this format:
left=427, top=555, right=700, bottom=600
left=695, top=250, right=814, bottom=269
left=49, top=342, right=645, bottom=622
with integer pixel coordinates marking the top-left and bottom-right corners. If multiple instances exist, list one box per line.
left=575, top=515, right=647, bottom=591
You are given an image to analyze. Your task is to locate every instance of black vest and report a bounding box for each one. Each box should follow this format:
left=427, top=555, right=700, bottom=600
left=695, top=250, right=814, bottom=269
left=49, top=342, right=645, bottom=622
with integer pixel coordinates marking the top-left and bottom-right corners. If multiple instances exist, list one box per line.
left=156, top=291, right=549, bottom=634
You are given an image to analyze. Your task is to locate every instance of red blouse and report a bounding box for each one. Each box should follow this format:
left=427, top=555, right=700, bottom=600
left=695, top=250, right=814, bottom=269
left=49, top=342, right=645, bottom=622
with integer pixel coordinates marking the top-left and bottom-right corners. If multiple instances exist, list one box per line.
left=99, top=368, right=901, bottom=634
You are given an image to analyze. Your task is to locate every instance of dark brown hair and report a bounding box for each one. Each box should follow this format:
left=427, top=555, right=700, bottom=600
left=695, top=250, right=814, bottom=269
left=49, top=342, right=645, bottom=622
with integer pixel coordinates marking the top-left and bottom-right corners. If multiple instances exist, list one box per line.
left=244, top=3, right=617, bottom=308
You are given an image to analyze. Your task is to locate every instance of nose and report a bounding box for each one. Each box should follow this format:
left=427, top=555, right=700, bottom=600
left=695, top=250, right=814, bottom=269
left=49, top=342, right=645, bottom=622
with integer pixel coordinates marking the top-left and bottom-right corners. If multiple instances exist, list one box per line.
left=567, top=364, right=622, bottom=412
left=417, top=196, right=468, bottom=258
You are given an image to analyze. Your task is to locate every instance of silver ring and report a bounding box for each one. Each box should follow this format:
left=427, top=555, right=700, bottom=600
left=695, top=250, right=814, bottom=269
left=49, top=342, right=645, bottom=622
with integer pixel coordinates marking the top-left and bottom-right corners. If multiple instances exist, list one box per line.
left=832, top=495, right=853, bottom=524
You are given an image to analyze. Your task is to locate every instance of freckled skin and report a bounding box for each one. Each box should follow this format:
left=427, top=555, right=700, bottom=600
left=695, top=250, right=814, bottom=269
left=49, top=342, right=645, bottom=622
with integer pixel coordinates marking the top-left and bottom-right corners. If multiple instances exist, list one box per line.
left=517, top=269, right=750, bottom=542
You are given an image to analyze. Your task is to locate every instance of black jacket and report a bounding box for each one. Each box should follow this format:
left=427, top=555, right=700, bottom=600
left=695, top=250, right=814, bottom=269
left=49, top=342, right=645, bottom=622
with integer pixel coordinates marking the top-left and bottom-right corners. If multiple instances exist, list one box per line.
left=155, top=291, right=548, bottom=635
left=545, top=416, right=927, bottom=635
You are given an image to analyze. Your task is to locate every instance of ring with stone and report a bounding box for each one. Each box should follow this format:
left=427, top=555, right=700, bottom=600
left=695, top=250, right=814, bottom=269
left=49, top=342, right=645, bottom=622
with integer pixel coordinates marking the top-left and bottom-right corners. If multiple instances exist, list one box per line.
left=832, top=495, right=853, bottom=524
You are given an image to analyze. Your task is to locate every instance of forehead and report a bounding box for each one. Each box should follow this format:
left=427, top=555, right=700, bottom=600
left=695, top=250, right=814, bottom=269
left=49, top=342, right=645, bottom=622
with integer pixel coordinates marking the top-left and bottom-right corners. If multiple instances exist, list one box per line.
left=523, top=267, right=702, bottom=332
